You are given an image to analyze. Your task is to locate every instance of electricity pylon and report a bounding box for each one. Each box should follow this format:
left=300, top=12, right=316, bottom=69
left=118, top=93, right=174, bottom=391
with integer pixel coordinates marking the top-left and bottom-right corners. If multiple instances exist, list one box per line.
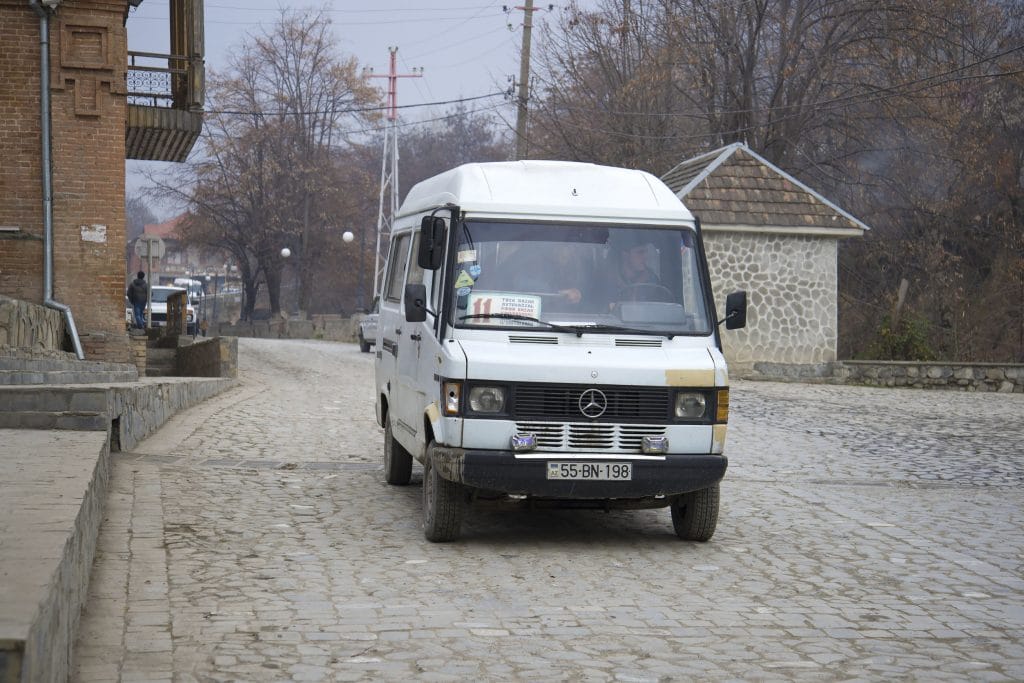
left=368, top=47, right=422, bottom=299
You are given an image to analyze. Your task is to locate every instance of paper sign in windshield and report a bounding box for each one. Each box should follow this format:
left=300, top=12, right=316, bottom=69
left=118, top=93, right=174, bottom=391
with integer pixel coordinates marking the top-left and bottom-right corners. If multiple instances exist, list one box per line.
left=466, top=292, right=541, bottom=325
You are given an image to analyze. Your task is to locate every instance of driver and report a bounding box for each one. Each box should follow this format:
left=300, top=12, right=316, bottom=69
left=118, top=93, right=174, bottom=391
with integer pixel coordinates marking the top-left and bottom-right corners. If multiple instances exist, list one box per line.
left=617, top=242, right=659, bottom=291
left=598, top=236, right=675, bottom=310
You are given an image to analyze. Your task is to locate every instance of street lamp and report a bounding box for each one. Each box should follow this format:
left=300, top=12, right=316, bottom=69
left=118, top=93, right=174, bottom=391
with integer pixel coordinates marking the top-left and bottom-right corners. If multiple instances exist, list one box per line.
left=203, top=274, right=212, bottom=333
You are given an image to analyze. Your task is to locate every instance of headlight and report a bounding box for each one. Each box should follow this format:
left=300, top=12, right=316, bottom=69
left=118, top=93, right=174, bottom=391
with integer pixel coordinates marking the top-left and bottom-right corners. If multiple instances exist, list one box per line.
left=674, top=392, right=707, bottom=419
left=469, top=386, right=506, bottom=413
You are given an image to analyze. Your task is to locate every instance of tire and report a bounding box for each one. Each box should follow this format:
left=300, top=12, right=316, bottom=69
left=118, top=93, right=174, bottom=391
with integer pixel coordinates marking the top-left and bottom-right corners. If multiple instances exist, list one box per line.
left=359, top=332, right=370, bottom=353
left=383, top=420, right=412, bottom=485
left=422, top=454, right=464, bottom=543
left=670, top=484, right=719, bottom=542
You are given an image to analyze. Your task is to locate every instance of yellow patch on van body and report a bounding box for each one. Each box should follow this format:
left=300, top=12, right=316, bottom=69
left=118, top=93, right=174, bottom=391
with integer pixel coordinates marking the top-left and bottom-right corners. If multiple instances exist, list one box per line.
left=712, top=424, right=728, bottom=454
left=664, top=368, right=716, bottom=386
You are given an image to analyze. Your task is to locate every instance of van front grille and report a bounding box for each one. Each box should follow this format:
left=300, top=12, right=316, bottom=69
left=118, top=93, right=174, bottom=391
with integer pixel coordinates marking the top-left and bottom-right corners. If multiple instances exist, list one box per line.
left=515, top=421, right=667, bottom=452
left=512, top=384, right=671, bottom=423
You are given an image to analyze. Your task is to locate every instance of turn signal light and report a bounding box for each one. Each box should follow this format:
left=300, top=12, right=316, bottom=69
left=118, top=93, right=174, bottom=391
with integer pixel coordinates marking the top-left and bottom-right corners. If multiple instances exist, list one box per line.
left=715, top=388, right=729, bottom=423
left=443, top=381, right=462, bottom=415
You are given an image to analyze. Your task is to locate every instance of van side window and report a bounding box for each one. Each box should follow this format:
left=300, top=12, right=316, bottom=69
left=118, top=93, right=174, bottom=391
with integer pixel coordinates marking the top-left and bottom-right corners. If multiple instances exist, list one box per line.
left=408, top=232, right=424, bottom=286
left=384, top=234, right=411, bottom=303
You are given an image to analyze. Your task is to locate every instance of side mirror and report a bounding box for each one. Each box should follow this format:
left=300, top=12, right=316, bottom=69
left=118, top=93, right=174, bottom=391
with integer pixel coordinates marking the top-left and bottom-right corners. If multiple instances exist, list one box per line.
left=404, top=283, right=428, bottom=322
left=418, top=216, right=445, bottom=270
left=724, top=290, right=748, bottom=330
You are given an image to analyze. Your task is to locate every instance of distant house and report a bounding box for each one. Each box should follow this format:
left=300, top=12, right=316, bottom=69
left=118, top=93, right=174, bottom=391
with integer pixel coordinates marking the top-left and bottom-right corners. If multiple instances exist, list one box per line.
left=129, top=215, right=235, bottom=291
left=662, top=143, right=869, bottom=371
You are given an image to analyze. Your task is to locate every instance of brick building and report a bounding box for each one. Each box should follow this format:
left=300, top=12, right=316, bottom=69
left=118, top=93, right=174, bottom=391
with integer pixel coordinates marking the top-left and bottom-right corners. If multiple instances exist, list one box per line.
left=0, top=0, right=203, bottom=362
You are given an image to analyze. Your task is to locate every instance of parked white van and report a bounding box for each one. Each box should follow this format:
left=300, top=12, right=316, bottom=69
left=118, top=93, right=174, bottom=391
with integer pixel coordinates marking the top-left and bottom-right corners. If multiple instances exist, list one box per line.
left=374, top=161, right=747, bottom=542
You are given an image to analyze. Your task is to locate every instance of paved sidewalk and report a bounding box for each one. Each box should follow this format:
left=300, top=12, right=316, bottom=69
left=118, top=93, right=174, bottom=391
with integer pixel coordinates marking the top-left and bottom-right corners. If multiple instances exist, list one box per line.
left=0, top=374, right=236, bottom=682
left=71, top=338, right=1024, bottom=681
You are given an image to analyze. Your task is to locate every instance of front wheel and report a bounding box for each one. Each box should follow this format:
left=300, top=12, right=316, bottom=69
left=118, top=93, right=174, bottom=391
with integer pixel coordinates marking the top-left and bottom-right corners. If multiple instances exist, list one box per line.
left=359, top=333, right=370, bottom=353
left=422, top=454, right=464, bottom=542
left=383, top=420, right=412, bottom=485
left=670, top=484, right=719, bottom=542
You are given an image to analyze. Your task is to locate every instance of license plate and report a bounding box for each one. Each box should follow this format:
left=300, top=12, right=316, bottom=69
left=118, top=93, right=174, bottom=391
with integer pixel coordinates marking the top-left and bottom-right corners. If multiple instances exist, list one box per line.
left=546, top=462, right=632, bottom=481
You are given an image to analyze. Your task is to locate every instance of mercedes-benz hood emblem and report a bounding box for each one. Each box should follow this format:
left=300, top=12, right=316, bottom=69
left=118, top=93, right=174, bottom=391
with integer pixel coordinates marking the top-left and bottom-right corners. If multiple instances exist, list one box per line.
left=578, top=388, right=608, bottom=418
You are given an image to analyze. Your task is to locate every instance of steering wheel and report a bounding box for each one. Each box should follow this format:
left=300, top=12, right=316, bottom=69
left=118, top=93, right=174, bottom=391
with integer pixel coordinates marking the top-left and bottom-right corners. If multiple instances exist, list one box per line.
left=615, top=282, right=675, bottom=302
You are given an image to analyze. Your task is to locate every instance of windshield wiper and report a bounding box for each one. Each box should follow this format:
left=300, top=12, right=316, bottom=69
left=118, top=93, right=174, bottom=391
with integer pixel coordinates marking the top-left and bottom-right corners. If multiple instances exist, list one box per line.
left=562, top=323, right=674, bottom=338
left=458, top=313, right=576, bottom=334
left=458, top=315, right=676, bottom=339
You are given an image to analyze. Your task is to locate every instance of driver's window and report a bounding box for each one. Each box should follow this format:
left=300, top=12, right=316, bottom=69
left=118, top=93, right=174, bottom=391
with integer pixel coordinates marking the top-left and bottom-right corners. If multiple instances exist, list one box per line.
left=384, top=234, right=410, bottom=303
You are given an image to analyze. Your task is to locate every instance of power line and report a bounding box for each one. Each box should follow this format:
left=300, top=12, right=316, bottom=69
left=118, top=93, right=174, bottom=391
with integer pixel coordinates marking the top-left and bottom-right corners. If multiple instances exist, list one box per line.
left=129, top=12, right=502, bottom=28
left=204, top=91, right=505, bottom=117
left=204, top=3, right=499, bottom=13
left=536, top=43, right=1024, bottom=121
left=532, top=67, right=1024, bottom=143
left=202, top=101, right=507, bottom=140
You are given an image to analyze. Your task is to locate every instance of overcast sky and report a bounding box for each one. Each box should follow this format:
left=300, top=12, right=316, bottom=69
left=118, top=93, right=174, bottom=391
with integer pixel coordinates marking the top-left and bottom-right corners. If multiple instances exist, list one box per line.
left=126, top=0, right=599, bottom=211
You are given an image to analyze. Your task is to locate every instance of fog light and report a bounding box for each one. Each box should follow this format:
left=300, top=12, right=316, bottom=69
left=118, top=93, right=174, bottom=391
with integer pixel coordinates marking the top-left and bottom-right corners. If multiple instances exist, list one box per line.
left=511, top=433, right=537, bottom=452
left=641, top=435, right=669, bottom=454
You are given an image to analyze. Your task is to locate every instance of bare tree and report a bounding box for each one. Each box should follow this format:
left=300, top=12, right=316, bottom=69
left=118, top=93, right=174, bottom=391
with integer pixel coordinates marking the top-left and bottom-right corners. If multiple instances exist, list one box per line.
left=158, top=10, right=380, bottom=318
left=529, top=0, right=1024, bottom=361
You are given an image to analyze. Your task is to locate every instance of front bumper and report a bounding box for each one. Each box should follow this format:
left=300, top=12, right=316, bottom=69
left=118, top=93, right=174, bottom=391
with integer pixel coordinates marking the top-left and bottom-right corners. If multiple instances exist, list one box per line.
left=428, top=444, right=727, bottom=499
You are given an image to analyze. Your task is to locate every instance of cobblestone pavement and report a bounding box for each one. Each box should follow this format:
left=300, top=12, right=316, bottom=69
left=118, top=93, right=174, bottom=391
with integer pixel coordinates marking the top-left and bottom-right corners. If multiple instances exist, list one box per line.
left=72, top=338, right=1024, bottom=681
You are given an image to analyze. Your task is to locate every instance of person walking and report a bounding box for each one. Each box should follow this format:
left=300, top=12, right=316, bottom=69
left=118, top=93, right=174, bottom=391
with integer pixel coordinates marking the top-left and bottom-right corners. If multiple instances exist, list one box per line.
left=126, top=271, right=148, bottom=329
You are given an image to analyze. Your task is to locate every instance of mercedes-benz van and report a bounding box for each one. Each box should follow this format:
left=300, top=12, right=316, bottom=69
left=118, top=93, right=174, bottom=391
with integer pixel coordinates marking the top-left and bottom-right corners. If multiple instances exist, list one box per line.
left=374, top=161, right=746, bottom=542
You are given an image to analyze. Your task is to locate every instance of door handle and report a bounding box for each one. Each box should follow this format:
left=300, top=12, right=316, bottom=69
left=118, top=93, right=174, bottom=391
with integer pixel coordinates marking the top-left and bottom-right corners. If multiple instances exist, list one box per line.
left=410, top=333, right=421, bottom=341
left=395, top=328, right=402, bottom=336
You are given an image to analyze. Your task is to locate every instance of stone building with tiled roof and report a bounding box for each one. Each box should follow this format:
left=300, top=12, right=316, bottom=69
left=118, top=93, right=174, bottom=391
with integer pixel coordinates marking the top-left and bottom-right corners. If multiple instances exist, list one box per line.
left=662, top=142, right=868, bottom=370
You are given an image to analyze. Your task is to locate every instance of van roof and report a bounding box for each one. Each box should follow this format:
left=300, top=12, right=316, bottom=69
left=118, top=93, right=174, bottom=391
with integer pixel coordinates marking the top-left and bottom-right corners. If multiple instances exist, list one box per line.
left=398, top=161, right=694, bottom=224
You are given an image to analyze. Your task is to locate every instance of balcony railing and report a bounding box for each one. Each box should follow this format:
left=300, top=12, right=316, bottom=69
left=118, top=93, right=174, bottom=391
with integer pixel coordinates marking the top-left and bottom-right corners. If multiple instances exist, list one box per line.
left=127, top=51, right=202, bottom=110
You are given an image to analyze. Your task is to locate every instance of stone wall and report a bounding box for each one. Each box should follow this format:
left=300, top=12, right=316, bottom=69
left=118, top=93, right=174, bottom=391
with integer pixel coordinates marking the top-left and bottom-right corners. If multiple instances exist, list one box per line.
left=749, top=361, right=1024, bottom=393
left=177, top=336, right=238, bottom=379
left=0, top=294, right=67, bottom=355
left=704, top=232, right=838, bottom=365
left=128, top=335, right=147, bottom=377
left=213, top=315, right=358, bottom=342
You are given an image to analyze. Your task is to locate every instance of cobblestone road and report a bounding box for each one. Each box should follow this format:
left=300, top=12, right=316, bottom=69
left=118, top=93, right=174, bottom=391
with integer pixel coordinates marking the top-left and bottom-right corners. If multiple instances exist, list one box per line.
left=72, top=338, right=1024, bottom=681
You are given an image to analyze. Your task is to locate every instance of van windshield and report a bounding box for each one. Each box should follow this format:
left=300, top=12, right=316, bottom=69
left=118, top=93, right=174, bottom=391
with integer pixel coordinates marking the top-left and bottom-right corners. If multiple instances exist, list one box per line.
left=450, top=221, right=712, bottom=335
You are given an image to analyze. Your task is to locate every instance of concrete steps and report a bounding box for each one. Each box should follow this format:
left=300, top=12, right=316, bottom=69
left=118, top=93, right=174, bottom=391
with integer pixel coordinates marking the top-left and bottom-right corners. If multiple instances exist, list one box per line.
left=0, top=386, right=108, bottom=431
left=0, top=430, right=109, bottom=683
left=0, top=357, right=138, bottom=386
left=145, top=347, right=177, bottom=377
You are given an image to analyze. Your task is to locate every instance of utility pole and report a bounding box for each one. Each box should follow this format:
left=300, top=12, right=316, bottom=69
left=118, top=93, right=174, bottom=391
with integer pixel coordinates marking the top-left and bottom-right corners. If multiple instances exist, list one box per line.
left=514, top=0, right=534, bottom=160
left=368, top=47, right=422, bottom=300
left=506, top=3, right=553, bottom=160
